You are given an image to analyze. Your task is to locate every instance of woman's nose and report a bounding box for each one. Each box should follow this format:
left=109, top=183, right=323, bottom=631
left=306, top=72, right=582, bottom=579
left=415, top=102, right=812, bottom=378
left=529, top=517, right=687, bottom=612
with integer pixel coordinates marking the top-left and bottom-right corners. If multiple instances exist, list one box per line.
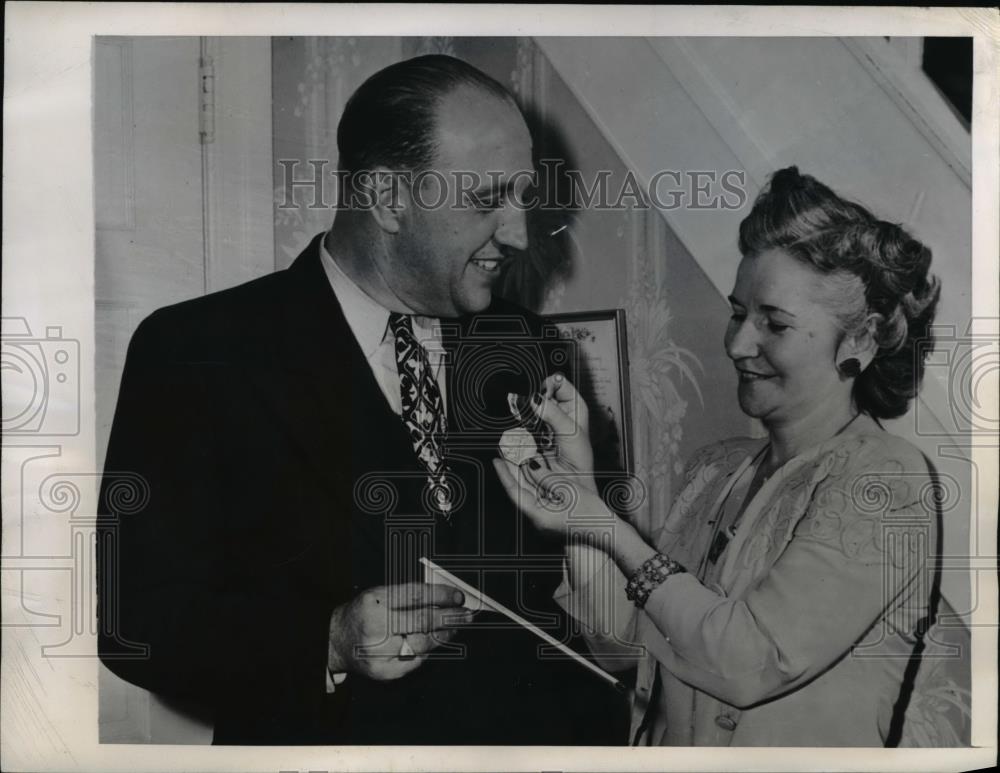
left=725, top=317, right=759, bottom=360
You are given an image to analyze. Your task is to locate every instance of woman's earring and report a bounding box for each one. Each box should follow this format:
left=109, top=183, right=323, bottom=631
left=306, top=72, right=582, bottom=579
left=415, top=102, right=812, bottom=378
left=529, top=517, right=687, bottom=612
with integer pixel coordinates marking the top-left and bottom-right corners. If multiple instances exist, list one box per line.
left=837, top=357, right=862, bottom=378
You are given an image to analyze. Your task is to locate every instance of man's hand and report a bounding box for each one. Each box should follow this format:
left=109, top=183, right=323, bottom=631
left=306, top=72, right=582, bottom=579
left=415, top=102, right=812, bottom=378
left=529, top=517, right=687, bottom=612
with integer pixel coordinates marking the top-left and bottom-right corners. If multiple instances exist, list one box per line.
left=327, top=582, right=471, bottom=681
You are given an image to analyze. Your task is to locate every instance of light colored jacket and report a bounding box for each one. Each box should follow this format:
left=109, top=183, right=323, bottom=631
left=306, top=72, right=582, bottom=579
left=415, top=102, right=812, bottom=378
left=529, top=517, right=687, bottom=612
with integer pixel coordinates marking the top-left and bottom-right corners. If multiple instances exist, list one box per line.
left=556, top=420, right=971, bottom=746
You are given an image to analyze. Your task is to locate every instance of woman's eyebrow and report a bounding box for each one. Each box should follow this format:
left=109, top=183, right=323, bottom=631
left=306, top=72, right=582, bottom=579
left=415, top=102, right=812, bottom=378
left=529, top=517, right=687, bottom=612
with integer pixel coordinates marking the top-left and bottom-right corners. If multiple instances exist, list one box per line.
left=760, top=303, right=797, bottom=318
left=727, top=295, right=797, bottom=317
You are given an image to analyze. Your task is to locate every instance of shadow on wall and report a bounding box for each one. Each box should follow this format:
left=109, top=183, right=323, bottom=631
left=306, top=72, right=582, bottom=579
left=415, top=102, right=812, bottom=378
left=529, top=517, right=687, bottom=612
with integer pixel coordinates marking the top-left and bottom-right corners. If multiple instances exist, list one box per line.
left=497, top=107, right=625, bottom=479
left=500, top=104, right=578, bottom=315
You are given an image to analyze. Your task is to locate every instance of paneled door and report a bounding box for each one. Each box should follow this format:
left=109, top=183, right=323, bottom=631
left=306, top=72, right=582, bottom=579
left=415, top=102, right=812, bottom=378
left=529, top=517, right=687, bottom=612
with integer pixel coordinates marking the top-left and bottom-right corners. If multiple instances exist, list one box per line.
left=95, top=35, right=273, bottom=744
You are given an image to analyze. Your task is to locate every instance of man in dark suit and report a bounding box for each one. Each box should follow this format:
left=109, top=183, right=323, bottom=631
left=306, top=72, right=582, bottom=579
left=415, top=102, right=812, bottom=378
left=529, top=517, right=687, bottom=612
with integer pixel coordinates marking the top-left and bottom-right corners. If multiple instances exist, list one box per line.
left=97, top=54, right=624, bottom=745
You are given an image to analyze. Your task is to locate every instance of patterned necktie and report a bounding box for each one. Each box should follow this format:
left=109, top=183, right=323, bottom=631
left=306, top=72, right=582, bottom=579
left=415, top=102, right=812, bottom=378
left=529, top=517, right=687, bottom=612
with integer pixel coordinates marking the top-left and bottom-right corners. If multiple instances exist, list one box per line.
left=388, top=313, right=453, bottom=516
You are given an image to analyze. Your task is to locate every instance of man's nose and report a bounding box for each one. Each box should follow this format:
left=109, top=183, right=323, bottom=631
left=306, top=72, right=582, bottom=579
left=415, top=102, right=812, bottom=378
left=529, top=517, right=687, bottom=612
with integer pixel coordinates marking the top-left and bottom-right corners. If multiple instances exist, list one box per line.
left=725, top=318, right=759, bottom=360
left=494, top=204, right=528, bottom=251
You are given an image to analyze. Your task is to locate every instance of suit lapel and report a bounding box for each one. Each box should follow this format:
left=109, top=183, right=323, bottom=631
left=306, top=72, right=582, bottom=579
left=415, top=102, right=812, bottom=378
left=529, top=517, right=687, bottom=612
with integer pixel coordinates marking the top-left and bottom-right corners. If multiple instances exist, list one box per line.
left=242, top=244, right=545, bottom=557
left=243, top=234, right=414, bottom=502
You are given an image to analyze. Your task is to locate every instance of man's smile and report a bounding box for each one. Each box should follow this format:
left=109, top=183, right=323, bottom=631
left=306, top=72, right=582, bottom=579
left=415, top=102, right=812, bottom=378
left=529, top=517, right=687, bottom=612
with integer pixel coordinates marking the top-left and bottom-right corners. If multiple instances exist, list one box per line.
left=469, top=256, right=506, bottom=274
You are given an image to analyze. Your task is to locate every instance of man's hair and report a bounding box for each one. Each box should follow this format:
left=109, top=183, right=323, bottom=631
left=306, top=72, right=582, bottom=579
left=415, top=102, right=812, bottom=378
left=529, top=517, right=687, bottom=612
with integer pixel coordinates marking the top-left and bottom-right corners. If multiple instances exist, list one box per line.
left=336, top=54, right=517, bottom=182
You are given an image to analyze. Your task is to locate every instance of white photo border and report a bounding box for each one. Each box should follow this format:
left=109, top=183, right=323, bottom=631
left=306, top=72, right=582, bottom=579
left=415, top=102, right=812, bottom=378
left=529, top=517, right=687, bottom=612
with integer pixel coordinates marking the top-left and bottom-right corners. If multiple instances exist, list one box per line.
left=3, top=4, right=997, bottom=772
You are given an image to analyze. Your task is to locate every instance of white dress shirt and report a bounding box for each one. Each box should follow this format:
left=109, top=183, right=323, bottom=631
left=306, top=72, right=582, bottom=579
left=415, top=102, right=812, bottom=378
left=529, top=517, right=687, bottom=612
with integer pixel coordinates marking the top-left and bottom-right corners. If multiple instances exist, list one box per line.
left=317, top=234, right=448, bottom=691
left=318, top=236, right=448, bottom=413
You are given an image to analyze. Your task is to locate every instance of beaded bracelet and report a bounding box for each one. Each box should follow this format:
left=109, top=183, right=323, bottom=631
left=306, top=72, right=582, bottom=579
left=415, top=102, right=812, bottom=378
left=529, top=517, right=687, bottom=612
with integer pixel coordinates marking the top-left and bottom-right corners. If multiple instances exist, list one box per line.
left=625, top=552, right=687, bottom=609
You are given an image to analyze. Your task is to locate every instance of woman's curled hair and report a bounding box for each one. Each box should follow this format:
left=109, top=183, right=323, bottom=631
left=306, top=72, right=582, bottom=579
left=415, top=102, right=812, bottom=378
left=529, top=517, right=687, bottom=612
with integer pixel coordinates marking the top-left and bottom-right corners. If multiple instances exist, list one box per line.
left=739, top=166, right=941, bottom=419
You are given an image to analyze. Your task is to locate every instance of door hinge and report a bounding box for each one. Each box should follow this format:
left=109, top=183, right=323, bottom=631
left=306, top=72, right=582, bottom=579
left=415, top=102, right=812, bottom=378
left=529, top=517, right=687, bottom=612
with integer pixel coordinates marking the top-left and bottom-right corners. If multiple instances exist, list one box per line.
left=199, top=55, right=215, bottom=144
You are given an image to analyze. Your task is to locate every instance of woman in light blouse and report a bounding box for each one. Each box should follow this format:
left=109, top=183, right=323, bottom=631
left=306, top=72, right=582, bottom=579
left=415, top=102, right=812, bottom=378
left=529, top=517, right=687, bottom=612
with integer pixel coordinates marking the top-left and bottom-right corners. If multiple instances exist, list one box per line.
left=494, top=167, right=970, bottom=746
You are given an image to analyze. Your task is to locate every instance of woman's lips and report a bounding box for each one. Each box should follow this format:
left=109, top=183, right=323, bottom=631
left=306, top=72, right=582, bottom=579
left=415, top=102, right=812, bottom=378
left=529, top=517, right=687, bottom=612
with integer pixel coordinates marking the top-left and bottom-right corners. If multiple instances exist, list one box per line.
left=738, top=369, right=775, bottom=382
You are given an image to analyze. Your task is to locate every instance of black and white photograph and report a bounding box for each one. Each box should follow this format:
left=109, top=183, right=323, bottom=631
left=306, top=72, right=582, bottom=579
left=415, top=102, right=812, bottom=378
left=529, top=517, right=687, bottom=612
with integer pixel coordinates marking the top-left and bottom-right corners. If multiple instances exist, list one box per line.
left=3, top=4, right=998, bottom=772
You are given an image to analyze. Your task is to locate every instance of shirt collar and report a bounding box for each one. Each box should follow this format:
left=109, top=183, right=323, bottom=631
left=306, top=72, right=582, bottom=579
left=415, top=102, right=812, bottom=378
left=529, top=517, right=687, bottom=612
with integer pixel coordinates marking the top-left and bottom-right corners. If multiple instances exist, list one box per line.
left=319, top=234, right=390, bottom=359
left=318, top=232, right=443, bottom=357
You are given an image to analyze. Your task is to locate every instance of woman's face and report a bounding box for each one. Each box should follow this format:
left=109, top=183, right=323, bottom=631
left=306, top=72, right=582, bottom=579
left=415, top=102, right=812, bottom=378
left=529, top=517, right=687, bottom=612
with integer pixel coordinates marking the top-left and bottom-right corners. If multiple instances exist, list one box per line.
left=724, top=248, right=851, bottom=429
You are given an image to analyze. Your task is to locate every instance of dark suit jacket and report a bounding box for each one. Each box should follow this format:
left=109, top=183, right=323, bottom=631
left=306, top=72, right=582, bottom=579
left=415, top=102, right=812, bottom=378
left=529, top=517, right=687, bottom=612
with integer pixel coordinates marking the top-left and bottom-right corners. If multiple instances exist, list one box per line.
left=97, top=233, right=626, bottom=745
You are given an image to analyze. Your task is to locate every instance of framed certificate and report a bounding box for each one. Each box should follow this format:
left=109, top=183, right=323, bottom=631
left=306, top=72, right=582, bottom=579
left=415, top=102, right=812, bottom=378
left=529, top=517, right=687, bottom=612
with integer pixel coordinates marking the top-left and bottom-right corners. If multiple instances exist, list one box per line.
left=546, top=309, right=634, bottom=475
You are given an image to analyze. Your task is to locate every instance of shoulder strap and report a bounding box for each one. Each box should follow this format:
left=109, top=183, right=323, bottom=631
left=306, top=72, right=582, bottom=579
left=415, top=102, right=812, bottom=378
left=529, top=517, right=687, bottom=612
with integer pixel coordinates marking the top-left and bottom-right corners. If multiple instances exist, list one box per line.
left=884, top=488, right=944, bottom=746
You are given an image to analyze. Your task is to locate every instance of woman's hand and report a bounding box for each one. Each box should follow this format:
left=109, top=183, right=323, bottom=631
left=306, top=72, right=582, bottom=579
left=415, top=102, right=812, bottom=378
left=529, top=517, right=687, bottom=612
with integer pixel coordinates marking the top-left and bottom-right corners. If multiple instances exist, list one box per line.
left=492, top=453, right=614, bottom=535
left=533, top=373, right=595, bottom=485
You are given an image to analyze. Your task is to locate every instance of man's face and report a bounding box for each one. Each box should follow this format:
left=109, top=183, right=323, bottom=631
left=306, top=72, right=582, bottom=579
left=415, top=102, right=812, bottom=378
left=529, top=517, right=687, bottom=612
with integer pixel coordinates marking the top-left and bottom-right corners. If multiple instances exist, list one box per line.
left=389, top=86, right=534, bottom=317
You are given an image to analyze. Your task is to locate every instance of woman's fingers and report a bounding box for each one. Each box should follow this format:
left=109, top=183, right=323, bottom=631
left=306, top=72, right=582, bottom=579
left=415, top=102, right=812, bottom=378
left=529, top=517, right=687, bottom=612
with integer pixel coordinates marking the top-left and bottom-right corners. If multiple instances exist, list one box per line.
left=495, top=457, right=544, bottom=505
left=530, top=392, right=578, bottom=436
left=517, top=454, right=553, bottom=487
left=533, top=376, right=590, bottom=443
left=494, top=455, right=520, bottom=494
left=512, top=457, right=581, bottom=513
left=542, top=372, right=576, bottom=402
left=492, top=458, right=567, bottom=531
left=542, top=373, right=590, bottom=426
left=520, top=454, right=574, bottom=492
left=494, top=457, right=532, bottom=509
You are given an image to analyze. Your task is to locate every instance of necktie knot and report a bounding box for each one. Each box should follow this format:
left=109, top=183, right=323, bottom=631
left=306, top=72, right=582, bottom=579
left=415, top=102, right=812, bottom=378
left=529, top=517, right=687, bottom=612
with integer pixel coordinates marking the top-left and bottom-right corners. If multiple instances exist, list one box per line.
left=388, top=312, right=414, bottom=341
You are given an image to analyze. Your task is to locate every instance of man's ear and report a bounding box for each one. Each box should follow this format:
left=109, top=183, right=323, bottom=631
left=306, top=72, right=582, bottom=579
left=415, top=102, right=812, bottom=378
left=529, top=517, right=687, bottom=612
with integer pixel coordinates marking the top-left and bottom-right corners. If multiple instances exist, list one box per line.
left=367, top=167, right=407, bottom=235
left=836, top=314, right=880, bottom=373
